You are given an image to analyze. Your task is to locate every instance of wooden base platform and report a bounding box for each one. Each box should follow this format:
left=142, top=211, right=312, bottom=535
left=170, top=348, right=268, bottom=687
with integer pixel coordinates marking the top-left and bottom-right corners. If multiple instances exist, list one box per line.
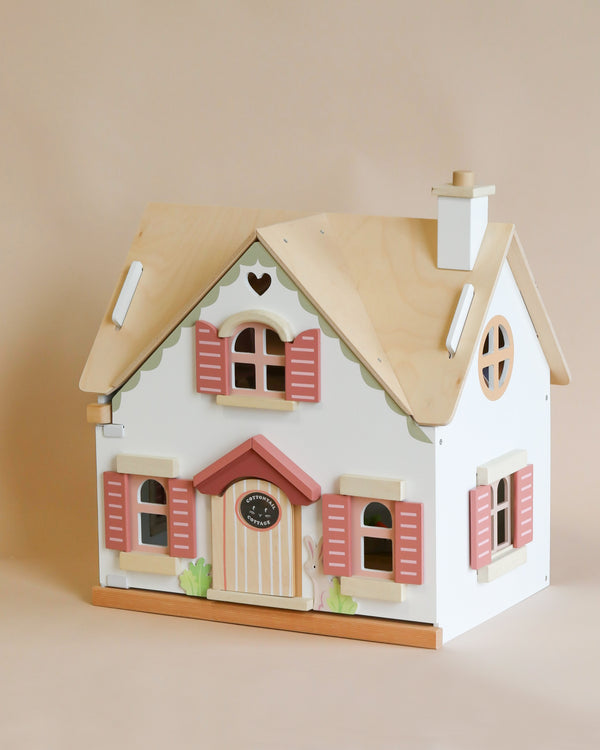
left=92, top=586, right=442, bottom=649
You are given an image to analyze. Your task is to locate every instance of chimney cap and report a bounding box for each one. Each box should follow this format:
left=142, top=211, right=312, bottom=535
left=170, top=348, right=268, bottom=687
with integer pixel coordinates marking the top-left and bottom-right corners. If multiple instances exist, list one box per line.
left=453, top=170, right=474, bottom=187
left=432, top=171, right=495, bottom=198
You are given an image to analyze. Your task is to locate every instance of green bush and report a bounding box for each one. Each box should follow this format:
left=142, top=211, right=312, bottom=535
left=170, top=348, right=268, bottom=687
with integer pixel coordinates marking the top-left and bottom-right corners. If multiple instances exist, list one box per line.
left=326, top=578, right=358, bottom=615
left=179, top=558, right=212, bottom=597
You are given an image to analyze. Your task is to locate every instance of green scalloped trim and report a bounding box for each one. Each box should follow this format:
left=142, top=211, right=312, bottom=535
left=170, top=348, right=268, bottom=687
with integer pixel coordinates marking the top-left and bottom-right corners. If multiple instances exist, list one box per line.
left=277, top=273, right=430, bottom=441
left=111, top=241, right=431, bottom=443
left=113, top=242, right=268, bottom=411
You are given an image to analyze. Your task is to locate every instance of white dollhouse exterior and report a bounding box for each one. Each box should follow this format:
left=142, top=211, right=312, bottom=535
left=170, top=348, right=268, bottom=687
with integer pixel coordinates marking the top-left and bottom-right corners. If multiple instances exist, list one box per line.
left=80, top=172, right=569, bottom=646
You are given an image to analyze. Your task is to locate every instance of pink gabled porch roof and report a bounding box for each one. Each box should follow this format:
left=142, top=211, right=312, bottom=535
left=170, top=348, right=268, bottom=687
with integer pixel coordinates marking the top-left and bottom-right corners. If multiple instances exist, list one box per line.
left=193, top=435, right=321, bottom=507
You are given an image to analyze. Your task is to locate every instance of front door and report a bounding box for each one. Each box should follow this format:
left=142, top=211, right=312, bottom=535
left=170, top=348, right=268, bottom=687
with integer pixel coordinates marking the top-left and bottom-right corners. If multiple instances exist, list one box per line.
left=212, top=479, right=297, bottom=597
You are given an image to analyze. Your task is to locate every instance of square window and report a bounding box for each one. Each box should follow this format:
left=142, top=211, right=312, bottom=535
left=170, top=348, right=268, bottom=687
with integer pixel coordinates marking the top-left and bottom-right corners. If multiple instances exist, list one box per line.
left=363, top=537, right=393, bottom=571
left=266, top=365, right=285, bottom=392
left=234, top=363, right=256, bottom=389
left=140, top=513, right=168, bottom=547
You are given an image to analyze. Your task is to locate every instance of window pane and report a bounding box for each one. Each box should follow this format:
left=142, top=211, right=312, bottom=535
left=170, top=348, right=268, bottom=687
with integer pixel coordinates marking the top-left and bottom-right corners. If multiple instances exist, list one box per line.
left=140, top=479, right=166, bottom=505
left=140, top=513, right=168, bottom=546
left=265, top=328, right=285, bottom=355
left=483, top=364, right=493, bottom=388
left=363, top=537, right=393, bottom=571
left=266, top=365, right=285, bottom=392
left=483, top=329, right=493, bottom=354
left=234, top=327, right=255, bottom=353
left=234, top=363, right=256, bottom=389
left=497, top=508, right=508, bottom=546
left=498, top=325, right=507, bottom=349
left=497, top=477, right=506, bottom=504
left=363, top=502, right=392, bottom=528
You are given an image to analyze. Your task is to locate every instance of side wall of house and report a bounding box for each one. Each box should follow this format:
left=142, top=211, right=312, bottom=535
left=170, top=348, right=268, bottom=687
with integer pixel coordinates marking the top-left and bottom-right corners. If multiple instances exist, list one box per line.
left=434, top=261, right=551, bottom=643
left=95, top=242, right=437, bottom=624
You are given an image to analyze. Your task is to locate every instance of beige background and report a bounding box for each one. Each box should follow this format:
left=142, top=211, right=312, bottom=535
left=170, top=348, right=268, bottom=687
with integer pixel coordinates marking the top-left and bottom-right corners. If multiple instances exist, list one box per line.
left=1, top=1, right=599, bottom=747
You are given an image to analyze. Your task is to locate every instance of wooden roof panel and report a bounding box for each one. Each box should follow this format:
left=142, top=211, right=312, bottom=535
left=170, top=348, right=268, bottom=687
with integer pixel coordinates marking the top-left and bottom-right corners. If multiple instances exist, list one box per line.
left=80, top=204, right=569, bottom=425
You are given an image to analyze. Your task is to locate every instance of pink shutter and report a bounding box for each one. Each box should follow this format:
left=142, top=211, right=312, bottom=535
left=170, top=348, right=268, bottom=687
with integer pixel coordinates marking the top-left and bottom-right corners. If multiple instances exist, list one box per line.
left=393, top=502, right=424, bottom=584
left=513, top=464, right=534, bottom=548
left=285, top=329, right=320, bottom=402
left=469, top=485, right=492, bottom=569
left=103, top=472, right=131, bottom=552
left=195, top=321, right=230, bottom=395
left=167, top=479, right=197, bottom=558
left=322, top=494, right=352, bottom=576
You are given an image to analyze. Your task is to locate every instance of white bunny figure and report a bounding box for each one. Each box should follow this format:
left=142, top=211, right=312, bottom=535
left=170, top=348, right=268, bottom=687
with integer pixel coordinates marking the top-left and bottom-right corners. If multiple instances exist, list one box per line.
left=303, top=535, right=333, bottom=611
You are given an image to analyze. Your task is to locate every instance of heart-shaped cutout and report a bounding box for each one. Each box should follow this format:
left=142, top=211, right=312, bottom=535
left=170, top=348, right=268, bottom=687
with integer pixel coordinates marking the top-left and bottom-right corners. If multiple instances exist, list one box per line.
left=248, top=272, right=271, bottom=296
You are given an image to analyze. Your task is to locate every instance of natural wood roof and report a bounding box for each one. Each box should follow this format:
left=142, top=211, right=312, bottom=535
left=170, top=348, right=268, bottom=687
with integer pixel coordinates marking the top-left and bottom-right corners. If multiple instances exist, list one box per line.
left=79, top=205, right=308, bottom=396
left=80, top=204, right=570, bottom=425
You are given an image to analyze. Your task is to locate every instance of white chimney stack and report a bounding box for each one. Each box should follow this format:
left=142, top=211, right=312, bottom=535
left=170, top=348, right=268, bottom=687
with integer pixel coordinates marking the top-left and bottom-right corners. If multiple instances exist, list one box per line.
left=432, top=170, right=495, bottom=271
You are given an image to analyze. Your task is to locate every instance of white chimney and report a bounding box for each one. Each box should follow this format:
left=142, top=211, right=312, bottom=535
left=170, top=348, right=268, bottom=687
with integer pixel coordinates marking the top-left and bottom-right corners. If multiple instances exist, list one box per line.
left=432, top=171, right=495, bottom=271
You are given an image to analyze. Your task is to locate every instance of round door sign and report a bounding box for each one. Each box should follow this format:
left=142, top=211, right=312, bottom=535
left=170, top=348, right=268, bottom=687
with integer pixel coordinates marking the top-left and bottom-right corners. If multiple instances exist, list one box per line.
left=238, top=491, right=280, bottom=530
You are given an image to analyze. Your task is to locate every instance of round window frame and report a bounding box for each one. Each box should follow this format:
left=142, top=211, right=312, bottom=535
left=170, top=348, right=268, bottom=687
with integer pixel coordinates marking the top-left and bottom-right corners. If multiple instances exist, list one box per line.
left=478, top=315, right=514, bottom=401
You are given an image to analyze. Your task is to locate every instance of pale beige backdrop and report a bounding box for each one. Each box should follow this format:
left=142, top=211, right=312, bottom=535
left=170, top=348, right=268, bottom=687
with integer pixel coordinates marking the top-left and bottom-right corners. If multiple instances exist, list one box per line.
left=1, top=2, right=598, bottom=748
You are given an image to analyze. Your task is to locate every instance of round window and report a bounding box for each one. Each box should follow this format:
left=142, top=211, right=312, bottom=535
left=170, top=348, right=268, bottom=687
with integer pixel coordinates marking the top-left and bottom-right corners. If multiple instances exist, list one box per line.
left=478, top=315, right=514, bottom=400
left=237, top=491, right=280, bottom=530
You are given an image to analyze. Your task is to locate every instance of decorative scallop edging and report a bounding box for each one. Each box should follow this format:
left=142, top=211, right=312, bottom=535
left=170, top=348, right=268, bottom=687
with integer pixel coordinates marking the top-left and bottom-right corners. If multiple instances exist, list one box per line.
left=111, top=242, right=431, bottom=444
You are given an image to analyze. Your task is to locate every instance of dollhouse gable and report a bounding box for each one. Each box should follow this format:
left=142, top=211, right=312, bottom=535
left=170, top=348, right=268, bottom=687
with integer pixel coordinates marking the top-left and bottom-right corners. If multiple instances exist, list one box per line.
left=80, top=205, right=568, bottom=426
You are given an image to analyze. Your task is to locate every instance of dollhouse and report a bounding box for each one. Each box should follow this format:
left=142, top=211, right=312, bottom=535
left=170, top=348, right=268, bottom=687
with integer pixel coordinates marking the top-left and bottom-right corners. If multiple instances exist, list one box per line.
left=80, top=171, right=570, bottom=648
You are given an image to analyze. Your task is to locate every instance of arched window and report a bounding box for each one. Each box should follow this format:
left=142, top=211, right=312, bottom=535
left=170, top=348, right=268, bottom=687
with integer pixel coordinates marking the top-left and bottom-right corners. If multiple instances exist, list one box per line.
left=196, top=317, right=321, bottom=407
left=361, top=501, right=394, bottom=573
left=137, top=479, right=168, bottom=548
left=231, top=323, right=286, bottom=398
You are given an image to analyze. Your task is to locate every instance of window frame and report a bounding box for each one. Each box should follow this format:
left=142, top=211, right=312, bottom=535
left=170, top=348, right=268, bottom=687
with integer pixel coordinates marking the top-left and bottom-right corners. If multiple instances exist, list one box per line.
left=129, top=475, right=170, bottom=555
left=470, top=451, right=533, bottom=580
left=490, top=476, right=512, bottom=555
left=196, top=317, right=321, bottom=408
left=230, top=322, right=286, bottom=399
left=478, top=315, right=514, bottom=400
left=351, top=498, right=396, bottom=581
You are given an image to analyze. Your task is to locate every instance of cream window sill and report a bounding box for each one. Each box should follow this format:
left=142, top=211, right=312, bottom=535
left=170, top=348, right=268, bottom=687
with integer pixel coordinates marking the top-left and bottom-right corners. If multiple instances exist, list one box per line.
left=340, top=576, right=405, bottom=602
left=119, top=551, right=180, bottom=576
left=216, top=394, right=297, bottom=411
left=477, top=545, right=527, bottom=583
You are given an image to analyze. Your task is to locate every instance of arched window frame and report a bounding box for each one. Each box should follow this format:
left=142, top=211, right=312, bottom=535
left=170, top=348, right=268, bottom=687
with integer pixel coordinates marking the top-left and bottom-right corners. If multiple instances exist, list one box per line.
left=131, top=475, right=169, bottom=554
left=195, top=311, right=321, bottom=408
left=230, top=322, right=286, bottom=399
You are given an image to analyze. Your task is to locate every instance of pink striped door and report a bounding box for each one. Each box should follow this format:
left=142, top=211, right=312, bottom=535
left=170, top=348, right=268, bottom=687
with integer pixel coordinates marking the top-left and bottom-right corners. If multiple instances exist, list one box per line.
left=219, top=479, right=295, bottom=596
